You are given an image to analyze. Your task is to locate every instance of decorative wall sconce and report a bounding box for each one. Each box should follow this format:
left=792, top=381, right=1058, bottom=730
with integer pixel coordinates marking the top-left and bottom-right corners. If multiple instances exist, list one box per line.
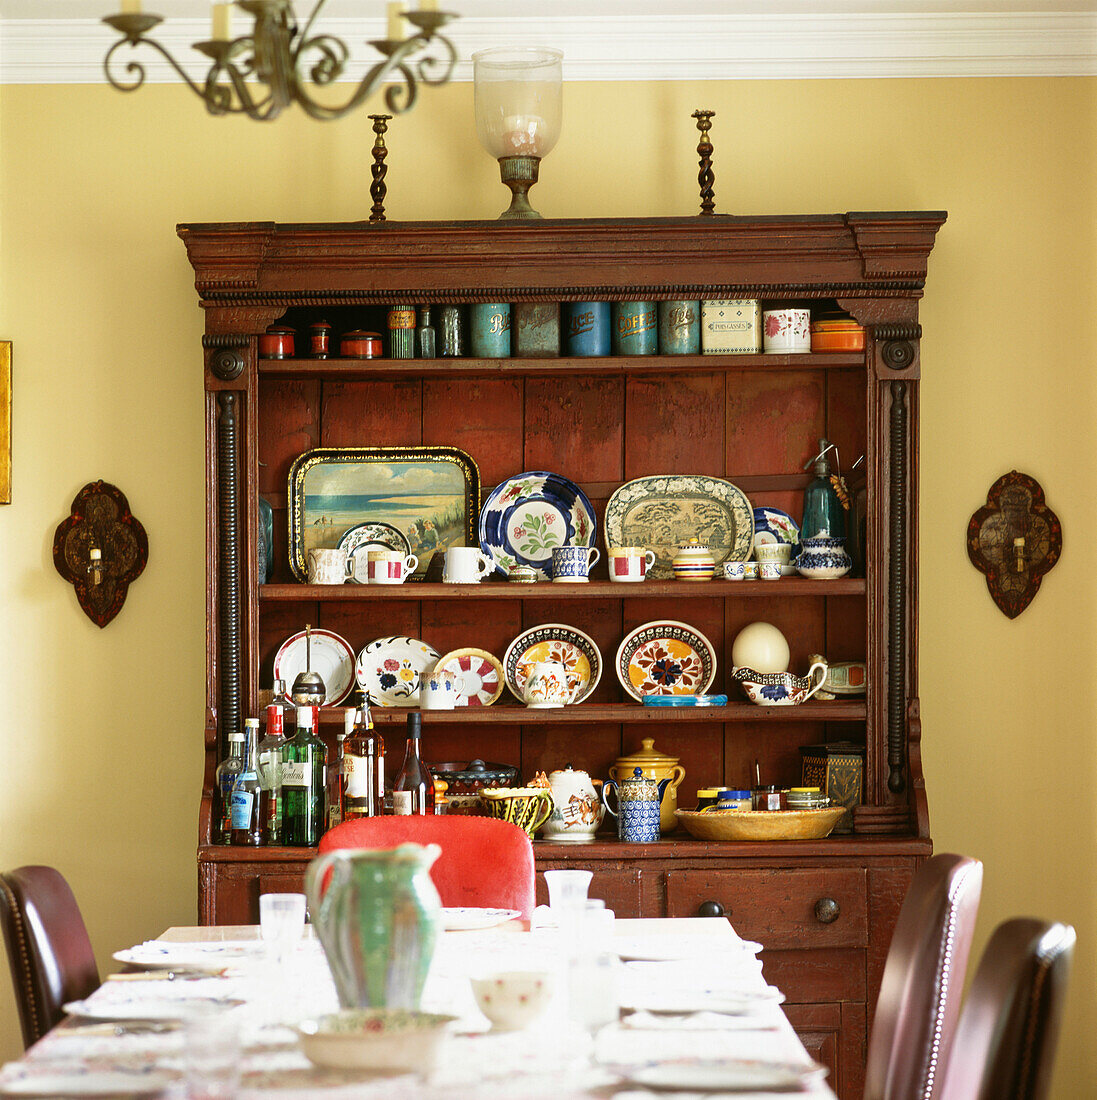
left=53, top=481, right=148, bottom=628
left=967, top=470, right=1061, bottom=619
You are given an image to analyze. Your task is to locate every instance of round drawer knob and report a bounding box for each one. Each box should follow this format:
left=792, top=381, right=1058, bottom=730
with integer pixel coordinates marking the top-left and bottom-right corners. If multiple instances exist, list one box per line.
left=814, top=897, right=841, bottom=924
left=696, top=900, right=726, bottom=918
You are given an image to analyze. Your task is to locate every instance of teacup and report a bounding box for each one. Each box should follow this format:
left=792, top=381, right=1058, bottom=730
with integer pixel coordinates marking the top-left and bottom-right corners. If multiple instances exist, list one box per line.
left=608, top=546, right=655, bottom=583
left=470, top=971, right=553, bottom=1031
left=442, top=546, right=494, bottom=584
left=760, top=562, right=782, bottom=581
left=754, top=543, right=791, bottom=568
left=722, top=560, right=746, bottom=581
left=366, top=549, right=418, bottom=585
left=520, top=660, right=575, bottom=708
left=762, top=308, right=811, bottom=353
left=307, top=547, right=352, bottom=585
left=551, top=546, right=600, bottom=583
left=420, top=672, right=456, bottom=710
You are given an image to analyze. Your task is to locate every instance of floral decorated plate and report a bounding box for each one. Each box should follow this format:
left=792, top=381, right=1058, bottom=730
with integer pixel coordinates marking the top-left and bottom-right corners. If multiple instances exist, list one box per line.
left=273, top=628, right=356, bottom=706
left=355, top=636, right=440, bottom=707
left=441, top=907, right=521, bottom=931
left=337, top=521, right=411, bottom=584
left=479, top=471, right=597, bottom=579
left=0, top=1070, right=177, bottom=1096
left=604, top=474, right=753, bottom=580
left=616, top=620, right=717, bottom=700
left=752, top=505, right=801, bottom=576
left=432, top=648, right=505, bottom=707
left=503, top=624, right=602, bottom=705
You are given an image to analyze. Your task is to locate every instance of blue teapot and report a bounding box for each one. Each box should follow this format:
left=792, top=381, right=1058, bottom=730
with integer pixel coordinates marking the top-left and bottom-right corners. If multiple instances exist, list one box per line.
left=602, top=767, right=670, bottom=843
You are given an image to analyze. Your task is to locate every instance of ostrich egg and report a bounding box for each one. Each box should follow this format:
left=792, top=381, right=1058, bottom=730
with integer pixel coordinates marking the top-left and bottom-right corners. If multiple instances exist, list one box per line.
left=731, top=622, right=790, bottom=673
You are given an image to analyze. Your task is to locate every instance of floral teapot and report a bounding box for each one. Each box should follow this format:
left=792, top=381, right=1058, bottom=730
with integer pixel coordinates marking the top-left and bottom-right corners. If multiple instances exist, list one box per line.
left=519, top=660, right=578, bottom=709
left=602, top=767, right=670, bottom=843
left=541, top=764, right=605, bottom=841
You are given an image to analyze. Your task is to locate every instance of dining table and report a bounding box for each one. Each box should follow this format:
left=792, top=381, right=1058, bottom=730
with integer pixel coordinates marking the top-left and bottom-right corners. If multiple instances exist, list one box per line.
left=0, top=913, right=839, bottom=1098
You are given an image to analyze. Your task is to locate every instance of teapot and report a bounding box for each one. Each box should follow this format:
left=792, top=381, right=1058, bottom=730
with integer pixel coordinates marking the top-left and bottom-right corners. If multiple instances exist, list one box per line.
left=602, top=767, right=670, bottom=843
left=541, top=764, right=605, bottom=842
left=519, top=660, right=577, bottom=709
left=305, top=843, right=441, bottom=1009
left=609, top=738, right=686, bottom=835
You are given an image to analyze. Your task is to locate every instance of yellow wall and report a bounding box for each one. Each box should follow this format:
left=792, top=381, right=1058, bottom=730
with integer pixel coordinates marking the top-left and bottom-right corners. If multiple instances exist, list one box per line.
left=0, top=77, right=1093, bottom=1093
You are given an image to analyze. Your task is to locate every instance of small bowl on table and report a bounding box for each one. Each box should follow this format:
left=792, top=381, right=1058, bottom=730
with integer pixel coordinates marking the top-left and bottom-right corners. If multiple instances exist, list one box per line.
left=296, top=1008, right=456, bottom=1074
left=470, top=970, right=553, bottom=1031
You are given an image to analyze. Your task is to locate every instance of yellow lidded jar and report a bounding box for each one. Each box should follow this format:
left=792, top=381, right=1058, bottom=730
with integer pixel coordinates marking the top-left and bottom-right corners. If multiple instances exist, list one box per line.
left=609, top=738, right=686, bottom=834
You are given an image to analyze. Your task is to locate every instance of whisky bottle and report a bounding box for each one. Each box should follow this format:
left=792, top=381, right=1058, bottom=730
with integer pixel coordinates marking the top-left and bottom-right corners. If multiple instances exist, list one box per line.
left=213, top=727, right=244, bottom=845
left=257, top=701, right=285, bottom=845
left=230, top=718, right=263, bottom=847
left=392, top=712, right=433, bottom=815
left=280, top=705, right=327, bottom=846
left=327, top=709, right=351, bottom=832
left=344, top=693, right=384, bottom=819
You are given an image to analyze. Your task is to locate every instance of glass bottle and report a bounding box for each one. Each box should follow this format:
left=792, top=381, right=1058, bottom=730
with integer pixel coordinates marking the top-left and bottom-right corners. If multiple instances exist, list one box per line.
left=344, top=693, right=384, bottom=819
left=392, top=712, right=433, bottom=815
left=230, top=718, right=263, bottom=847
left=257, top=701, right=286, bottom=845
left=271, top=677, right=296, bottom=738
left=801, top=438, right=846, bottom=541
left=417, top=306, right=437, bottom=358
left=280, top=705, right=327, bottom=846
left=213, top=727, right=244, bottom=845
left=327, top=709, right=351, bottom=832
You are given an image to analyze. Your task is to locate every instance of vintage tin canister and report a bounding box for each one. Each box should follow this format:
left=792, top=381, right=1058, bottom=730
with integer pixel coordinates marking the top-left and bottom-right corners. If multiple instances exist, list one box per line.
left=658, top=300, right=701, bottom=355
left=514, top=302, right=560, bottom=357
left=438, top=305, right=466, bottom=357
left=564, top=301, right=610, bottom=357
left=339, top=330, right=382, bottom=359
left=702, top=299, right=761, bottom=354
left=258, top=324, right=295, bottom=359
left=613, top=301, right=657, bottom=355
left=470, top=302, right=512, bottom=358
left=799, top=741, right=865, bottom=834
left=308, top=320, right=331, bottom=359
left=387, top=304, right=416, bottom=359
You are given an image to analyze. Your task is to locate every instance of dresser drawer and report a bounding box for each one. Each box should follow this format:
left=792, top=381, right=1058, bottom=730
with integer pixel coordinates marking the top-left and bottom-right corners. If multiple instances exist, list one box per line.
left=665, top=868, right=868, bottom=949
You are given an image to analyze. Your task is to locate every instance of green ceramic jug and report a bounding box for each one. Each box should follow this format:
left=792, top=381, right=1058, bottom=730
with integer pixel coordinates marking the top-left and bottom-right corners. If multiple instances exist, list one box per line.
left=305, top=843, right=442, bottom=1010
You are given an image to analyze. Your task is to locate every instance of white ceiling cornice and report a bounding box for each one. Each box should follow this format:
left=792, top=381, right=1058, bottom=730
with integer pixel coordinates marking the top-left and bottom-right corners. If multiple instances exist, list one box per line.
left=2, top=10, right=1095, bottom=85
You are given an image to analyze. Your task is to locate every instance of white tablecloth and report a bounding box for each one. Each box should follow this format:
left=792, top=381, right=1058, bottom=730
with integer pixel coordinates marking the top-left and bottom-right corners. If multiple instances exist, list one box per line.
left=0, top=918, right=837, bottom=1099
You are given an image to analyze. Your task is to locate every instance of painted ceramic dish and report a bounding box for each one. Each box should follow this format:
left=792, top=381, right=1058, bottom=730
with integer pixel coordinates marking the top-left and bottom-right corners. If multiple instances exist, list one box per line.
left=432, top=648, right=505, bottom=707
left=479, top=471, right=597, bottom=579
left=337, top=521, right=412, bottom=584
left=273, top=628, right=356, bottom=706
left=604, top=475, right=754, bottom=579
left=752, top=505, right=801, bottom=575
left=355, top=636, right=441, bottom=707
left=732, top=661, right=828, bottom=706
left=502, top=624, right=602, bottom=705
left=616, top=620, right=717, bottom=701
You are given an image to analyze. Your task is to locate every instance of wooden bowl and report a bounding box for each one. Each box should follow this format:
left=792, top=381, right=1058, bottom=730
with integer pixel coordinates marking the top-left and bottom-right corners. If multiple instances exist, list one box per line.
left=675, top=806, right=845, bottom=841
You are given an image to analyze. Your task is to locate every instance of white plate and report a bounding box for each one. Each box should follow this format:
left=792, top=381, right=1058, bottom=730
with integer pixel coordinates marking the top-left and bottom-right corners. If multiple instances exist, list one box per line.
left=355, top=636, right=440, bottom=707
left=619, top=987, right=784, bottom=1015
left=272, top=628, right=356, bottom=706
left=614, top=937, right=763, bottom=962
left=337, top=521, right=412, bottom=584
left=624, top=1058, right=826, bottom=1091
left=111, top=942, right=262, bottom=971
left=63, top=996, right=242, bottom=1022
left=0, top=1071, right=175, bottom=1097
left=441, top=907, right=521, bottom=931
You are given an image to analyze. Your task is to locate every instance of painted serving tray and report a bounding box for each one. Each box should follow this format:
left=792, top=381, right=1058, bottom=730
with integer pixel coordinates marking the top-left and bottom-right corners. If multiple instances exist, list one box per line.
left=479, top=471, right=596, bottom=579
left=432, top=648, right=505, bottom=707
left=502, top=623, right=602, bottom=705
left=616, top=620, right=718, bottom=700
left=272, top=628, right=356, bottom=706
left=355, top=636, right=440, bottom=707
left=752, top=505, right=801, bottom=575
left=604, top=475, right=754, bottom=579
left=337, top=521, right=412, bottom=584
left=287, top=446, right=480, bottom=581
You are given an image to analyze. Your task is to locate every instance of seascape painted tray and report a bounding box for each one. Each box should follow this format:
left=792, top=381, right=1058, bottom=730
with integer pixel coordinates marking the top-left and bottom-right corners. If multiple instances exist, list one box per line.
left=616, top=620, right=718, bottom=701
left=287, top=447, right=480, bottom=582
left=355, top=636, right=441, bottom=707
left=479, top=471, right=596, bottom=579
left=502, top=623, right=602, bottom=705
left=604, top=475, right=754, bottom=580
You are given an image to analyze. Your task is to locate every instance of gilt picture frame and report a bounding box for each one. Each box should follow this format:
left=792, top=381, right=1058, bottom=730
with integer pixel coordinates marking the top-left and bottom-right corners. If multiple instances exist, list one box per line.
left=287, top=446, right=481, bottom=581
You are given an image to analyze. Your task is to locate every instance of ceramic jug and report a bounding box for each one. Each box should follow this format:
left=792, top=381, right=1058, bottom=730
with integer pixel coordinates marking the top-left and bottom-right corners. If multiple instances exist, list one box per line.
left=541, top=764, right=605, bottom=841
left=794, top=536, right=852, bottom=580
left=608, top=738, right=686, bottom=835
left=305, top=843, right=442, bottom=1010
left=602, top=767, right=670, bottom=843
left=520, top=660, right=576, bottom=709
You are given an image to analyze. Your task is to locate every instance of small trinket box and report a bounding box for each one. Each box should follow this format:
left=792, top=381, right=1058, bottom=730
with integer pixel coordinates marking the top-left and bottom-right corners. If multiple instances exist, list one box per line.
left=308, top=321, right=331, bottom=359
left=258, top=324, right=295, bottom=359
left=702, top=299, right=761, bottom=354
left=340, top=330, right=382, bottom=359
left=799, top=740, right=865, bottom=833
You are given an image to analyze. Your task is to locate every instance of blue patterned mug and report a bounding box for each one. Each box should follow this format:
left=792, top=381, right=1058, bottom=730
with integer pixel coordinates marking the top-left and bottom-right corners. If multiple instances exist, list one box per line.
left=551, top=545, right=600, bottom=583
left=602, top=767, right=670, bottom=843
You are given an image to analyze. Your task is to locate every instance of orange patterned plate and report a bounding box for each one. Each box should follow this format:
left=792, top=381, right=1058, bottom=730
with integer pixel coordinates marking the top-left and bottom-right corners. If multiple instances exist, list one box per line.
left=616, top=620, right=717, bottom=701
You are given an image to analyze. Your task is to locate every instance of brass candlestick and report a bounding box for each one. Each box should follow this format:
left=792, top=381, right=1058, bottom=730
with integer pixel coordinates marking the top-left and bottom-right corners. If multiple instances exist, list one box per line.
left=369, top=113, right=392, bottom=223
left=692, top=109, right=716, bottom=216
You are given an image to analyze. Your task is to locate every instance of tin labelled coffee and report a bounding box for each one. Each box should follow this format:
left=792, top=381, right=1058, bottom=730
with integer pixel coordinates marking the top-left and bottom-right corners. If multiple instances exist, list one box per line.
left=613, top=301, right=657, bottom=355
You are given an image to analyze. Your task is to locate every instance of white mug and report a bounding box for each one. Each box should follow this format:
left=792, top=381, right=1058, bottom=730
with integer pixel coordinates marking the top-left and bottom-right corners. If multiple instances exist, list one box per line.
left=443, top=546, right=494, bottom=583
left=420, top=671, right=456, bottom=710
left=307, top=547, right=353, bottom=585
left=608, top=546, right=656, bottom=583
left=367, top=549, right=418, bottom=584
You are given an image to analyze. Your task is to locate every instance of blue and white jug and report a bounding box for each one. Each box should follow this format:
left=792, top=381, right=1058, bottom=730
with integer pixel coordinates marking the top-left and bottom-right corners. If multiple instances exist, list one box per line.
left=602, top=767, right=669, bottom=843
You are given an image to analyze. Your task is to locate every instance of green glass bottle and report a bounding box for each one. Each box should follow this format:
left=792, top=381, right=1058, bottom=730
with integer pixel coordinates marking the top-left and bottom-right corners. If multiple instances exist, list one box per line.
left=280, top=705, right=327, bottom=846
left=801, top=438, right=846, bottom=541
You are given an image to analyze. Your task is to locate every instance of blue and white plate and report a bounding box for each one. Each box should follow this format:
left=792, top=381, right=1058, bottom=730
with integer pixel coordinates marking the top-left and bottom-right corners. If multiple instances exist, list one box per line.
left=479, top=471, right=597, bottom=579
left=752, top=506, right=801, bottom=575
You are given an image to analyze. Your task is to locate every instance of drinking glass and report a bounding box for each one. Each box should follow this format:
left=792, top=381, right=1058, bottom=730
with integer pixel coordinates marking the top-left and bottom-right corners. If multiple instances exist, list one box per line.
left=259, top=892, right=306, bottom=965
left=183, top=1005, right=241, bottom=1100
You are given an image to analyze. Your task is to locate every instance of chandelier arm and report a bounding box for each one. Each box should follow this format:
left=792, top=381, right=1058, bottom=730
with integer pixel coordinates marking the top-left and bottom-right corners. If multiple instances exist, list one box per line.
left=296, top=34, right=350, bottom=88
left=412, top=34, right=458, bottom=88
left=203, top=58, right=281, bottom=120
left=103, top=35, right=208, bottom=99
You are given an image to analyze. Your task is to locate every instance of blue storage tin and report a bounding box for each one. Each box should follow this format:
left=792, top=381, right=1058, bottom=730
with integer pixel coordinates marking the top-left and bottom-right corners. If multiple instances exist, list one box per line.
left=658, top=300, right=701, bottom=355
left=613, top=301, right=657, bottom=355
left=470, top=302, right=511, bottom=358
left=564, top=301, right=610, bottom=357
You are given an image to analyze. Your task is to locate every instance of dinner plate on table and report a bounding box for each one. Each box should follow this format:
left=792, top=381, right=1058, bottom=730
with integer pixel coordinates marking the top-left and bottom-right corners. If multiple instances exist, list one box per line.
left=614, top=936, right=762, bottom=962
left=618, top=986, right=784, bottom=1015
left=272, top=628, right=356, bottom=706
left=441, top=907, right=521, bottom=931
left=0, top=1070, right=176, bottom=1096
left=62, top=995, right=243, bottom=1022
left=622, top=1057, right=827, bottom=1092
left=111, top=941, right=262, bottom=971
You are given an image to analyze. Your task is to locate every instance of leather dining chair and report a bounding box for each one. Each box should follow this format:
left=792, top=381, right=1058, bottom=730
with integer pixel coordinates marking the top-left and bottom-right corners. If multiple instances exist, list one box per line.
left=0, top=865, right=100, bottom=1049
left=937, top=918, right=1075, bottom=1100
left=318, top=815, right=537, bottom=919
left=863, top=853, right=983, bottom=1100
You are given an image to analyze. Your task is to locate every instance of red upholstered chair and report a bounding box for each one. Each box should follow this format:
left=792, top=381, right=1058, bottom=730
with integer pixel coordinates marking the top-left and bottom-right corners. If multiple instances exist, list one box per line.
left=937, top=918, right=1075, bottom=1100
left=0, top=866, right=100, bottom=1049
left=318, top=815, right=536, bottom=920
left=863, top=853, right=983, bottom=1100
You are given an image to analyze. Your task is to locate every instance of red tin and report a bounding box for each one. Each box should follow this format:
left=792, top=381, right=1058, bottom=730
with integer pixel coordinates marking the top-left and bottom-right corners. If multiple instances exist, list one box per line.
left=340, top=330, right=383, bottom=358
left=309, top=320, right=332, bottom=359
left=258, top=325, right=295, bottom=359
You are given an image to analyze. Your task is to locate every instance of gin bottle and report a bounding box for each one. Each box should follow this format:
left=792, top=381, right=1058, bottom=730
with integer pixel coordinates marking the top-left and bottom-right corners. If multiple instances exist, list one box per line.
left=280, top=705, right=326, bottom=846
left=258, top=701, right=286, bottom=844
